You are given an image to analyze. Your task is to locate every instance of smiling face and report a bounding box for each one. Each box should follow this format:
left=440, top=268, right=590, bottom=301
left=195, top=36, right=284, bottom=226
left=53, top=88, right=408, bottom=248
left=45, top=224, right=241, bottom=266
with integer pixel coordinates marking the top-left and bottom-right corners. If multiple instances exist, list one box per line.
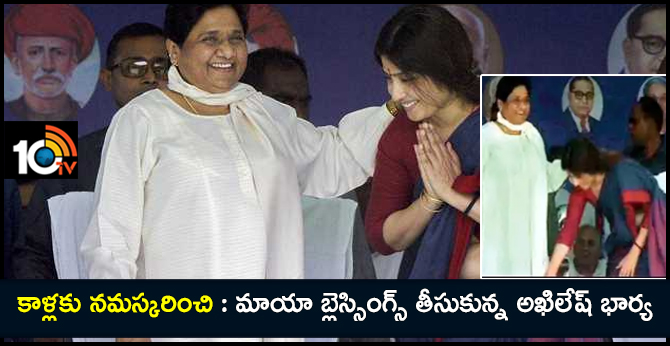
left=498, top=85, right=530, bottom=125
left=381, top=56, right=452, bottom=123
left=167, top=6, right=248, bottom=93
left=568, top=172, right=600, bottom=192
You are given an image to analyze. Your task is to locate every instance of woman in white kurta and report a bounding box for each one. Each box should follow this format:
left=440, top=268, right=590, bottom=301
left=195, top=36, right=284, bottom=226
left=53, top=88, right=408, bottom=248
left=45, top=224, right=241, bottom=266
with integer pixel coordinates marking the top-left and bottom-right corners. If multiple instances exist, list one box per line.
left=80, top=4, right=393, bottom=282
left=481, top=77, right=566, bottom=276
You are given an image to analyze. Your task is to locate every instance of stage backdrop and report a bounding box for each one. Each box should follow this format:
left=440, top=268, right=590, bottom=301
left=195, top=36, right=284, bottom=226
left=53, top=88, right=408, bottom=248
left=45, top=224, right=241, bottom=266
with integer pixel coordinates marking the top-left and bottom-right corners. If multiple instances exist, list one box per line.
left=4, top=4, right=656, bottom=137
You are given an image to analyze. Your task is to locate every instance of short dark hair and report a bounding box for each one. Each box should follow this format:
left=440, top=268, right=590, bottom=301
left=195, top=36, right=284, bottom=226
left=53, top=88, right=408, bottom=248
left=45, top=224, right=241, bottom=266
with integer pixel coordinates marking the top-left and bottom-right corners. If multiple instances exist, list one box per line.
left=106, top=22, right=164, bottom=69
left=561, top=138, right=616, bottom=176
left=637, top=96, right=664, bottom=132
left=164, top=4, right=248, bottom=47
left=374, top=4, right=479, bottom=105
left=627, top=4, right=666, bottom=38
left=579, top=224, right=601, bottom=241
left=490, top=76, right=531, bottom=121
left=241, top=48, right=308, bottom=90
left=569, top=76, right=594, bottom=92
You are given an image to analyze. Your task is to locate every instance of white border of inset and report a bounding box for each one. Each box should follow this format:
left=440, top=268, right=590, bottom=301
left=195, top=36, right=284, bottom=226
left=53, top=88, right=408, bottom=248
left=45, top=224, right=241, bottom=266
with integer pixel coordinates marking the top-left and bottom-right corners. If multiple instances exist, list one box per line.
left=479, top=73, right=666, bottom=280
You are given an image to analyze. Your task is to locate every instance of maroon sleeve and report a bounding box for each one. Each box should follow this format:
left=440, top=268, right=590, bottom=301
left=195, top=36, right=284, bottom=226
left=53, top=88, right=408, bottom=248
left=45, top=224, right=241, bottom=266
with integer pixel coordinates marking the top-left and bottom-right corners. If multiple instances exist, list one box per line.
left=365, top=128, right=416, bottom=256
left=621, top=190, right=652, bottom=239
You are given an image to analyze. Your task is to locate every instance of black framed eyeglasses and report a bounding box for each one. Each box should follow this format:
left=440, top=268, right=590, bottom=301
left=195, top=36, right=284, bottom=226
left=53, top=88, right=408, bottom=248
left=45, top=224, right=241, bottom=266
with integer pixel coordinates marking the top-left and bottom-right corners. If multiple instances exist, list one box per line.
left=632, top=35, right=666, bottom=55
left=571, top=91, right=595, bottom=101
left=109, top=57, right=170, bottom=79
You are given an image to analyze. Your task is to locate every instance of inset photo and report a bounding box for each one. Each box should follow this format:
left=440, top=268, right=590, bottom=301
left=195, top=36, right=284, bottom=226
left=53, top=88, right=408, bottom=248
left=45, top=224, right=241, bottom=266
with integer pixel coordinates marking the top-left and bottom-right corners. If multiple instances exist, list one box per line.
left=481, top=75, right=666, bottom=278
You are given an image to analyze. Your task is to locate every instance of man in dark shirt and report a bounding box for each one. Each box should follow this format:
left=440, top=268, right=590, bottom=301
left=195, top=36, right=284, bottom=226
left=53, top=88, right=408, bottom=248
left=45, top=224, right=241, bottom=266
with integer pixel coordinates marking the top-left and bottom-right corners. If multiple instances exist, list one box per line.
left=626, top=96, right=666, bottom=175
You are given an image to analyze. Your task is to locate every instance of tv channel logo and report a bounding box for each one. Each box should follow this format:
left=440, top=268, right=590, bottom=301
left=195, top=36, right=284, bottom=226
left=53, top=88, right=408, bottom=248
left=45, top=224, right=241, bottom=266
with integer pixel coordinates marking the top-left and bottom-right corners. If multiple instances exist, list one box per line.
left=5, top=122, right=78, bottom=179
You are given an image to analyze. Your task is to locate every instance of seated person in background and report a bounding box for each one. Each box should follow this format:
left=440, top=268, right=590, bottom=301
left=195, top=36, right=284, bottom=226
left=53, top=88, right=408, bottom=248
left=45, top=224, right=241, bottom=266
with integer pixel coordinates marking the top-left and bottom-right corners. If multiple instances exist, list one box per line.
left=241, top=47, right=378, bottom=281
left=626, top=96, right=666, bottom=175
left=564, top=225, right=607, bottom=277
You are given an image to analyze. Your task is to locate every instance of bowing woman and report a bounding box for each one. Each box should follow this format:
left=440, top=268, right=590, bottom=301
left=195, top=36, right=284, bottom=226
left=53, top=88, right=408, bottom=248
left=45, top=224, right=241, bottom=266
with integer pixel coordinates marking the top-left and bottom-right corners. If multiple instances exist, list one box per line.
left=546, top=138, right=665, bottom=277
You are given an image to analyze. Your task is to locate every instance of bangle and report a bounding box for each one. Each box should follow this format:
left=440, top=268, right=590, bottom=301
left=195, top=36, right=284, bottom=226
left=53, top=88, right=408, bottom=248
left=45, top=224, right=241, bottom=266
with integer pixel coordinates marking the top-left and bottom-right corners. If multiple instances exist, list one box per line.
left=423, top=191, right=443, bottom=204
left=633, top=242, right=644, bottom=251
left=419, top=193, right=442, bottom=213
left=464, top=195, right=479, bottom=216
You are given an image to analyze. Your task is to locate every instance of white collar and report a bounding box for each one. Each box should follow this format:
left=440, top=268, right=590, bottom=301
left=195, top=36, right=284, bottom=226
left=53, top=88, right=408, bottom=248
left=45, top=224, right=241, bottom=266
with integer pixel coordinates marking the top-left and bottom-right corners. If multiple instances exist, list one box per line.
left=496, top=112, right=530, bottom=133
left=167, top=65, right=256, bottom=106
left=566, top=257, right=607, bottom=277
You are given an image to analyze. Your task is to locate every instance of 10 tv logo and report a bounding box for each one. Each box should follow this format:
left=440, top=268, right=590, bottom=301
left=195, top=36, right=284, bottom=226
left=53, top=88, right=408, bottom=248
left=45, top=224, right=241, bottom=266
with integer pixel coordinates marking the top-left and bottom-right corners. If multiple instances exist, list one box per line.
left=5, top=122, right=78, bottom=179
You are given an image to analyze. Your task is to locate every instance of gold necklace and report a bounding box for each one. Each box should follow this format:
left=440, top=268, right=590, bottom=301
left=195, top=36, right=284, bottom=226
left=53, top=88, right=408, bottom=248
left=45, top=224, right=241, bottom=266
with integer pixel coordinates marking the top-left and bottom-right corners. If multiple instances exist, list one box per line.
left=494, top=121, right=521, bottom=136
left=181, top=93, right=199, bottom=115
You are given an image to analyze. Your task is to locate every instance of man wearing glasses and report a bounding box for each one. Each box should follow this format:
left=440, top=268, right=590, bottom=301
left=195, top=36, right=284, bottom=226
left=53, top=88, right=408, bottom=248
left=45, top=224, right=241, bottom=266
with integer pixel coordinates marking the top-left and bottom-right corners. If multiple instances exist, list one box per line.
left=100, top=24, right=170, bottom=109
left=541, top=77, right=615, bottom=159
left=567, top=77, right=598, bottom=135
left=623, top=4, right=666, bottom=75
left=12, top=23, right=168, bottom=285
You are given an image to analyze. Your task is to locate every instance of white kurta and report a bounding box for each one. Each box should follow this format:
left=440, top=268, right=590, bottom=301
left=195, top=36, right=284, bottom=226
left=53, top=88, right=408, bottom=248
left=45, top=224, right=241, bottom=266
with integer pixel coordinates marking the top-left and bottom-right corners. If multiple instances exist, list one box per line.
left=302, top=196, right=357, bottom=280
left=481, top=122, right=566, bottom=277
left=564, top=257, right=607, bottom=277
left=81, top=89, right=392, bottom=283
